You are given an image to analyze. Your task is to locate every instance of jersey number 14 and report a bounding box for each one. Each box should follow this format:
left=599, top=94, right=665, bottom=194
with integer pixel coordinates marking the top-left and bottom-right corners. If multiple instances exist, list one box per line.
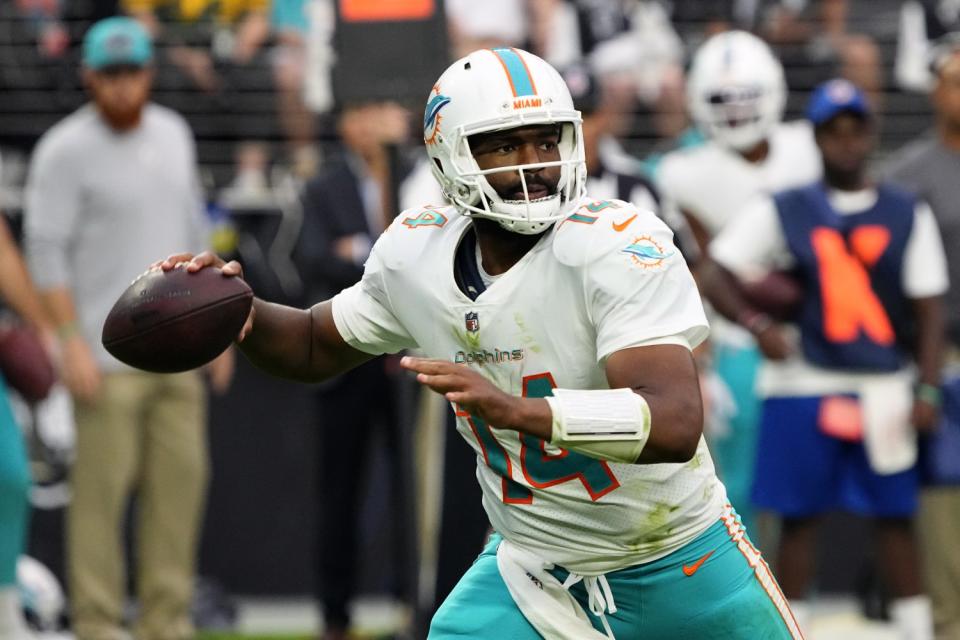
left=462, top=373, right=620, bottom=504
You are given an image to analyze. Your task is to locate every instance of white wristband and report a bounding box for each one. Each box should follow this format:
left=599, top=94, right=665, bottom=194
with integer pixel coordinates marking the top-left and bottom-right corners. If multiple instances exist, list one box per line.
left=546, top=388, right=651, bottom=464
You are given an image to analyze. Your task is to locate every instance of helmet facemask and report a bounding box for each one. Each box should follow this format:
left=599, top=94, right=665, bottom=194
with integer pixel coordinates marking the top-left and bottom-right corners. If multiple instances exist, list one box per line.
left=700, top=83, right=782, bottom=150
left=434, top=117, right=586, bottom=235
left=425, top=48, right=588, bottom=234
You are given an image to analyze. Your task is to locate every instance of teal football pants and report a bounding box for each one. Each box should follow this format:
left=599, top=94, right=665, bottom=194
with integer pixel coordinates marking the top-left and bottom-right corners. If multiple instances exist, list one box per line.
left=0, top=378, right=30, bottom=586
left=429, top=511, right=802, bottom=639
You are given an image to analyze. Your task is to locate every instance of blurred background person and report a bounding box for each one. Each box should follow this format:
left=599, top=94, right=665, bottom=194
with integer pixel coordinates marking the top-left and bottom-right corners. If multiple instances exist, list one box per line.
left=700, top=78, right=945, bottom=639
left=269, top=0, right=317, bottom=178
left=531, top=0, right=687, bottom=141
left=123, top=0, right=269, bottom=94
left=444, top=0, right=527, bottom=59
left=655, top=30, right=821, bottom=534
left=23, top=17, right=232, bottom=640
left=896, top=1, right=960, bottom=93
left=123, top=0, right=275, bottom=190
left=294, top=100, right=413, bottom=640
left=885, top=41, right=960, bottom=640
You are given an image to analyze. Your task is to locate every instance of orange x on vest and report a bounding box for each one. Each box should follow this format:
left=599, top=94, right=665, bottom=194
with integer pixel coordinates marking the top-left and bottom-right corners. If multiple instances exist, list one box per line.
left=810, top=225, right=894, bottom=346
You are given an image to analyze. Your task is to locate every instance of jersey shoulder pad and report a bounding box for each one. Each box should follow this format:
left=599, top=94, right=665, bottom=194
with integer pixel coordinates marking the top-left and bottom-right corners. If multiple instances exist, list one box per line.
left=552, top=199, right=673, bottom=268
left=373, top=204, right=461, bottom=270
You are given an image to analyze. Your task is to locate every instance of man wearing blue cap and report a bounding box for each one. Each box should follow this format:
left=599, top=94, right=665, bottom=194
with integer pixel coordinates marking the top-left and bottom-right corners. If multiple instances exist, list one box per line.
left=23, top=16, right=231, bottom=640
left=700, top=79, right=947, bottom=638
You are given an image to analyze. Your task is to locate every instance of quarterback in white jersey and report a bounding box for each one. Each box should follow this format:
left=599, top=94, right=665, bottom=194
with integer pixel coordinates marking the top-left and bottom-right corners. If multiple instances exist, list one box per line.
left=333, top=195, right=719, bottom=573
left=160, top=48, right=801, bottom=639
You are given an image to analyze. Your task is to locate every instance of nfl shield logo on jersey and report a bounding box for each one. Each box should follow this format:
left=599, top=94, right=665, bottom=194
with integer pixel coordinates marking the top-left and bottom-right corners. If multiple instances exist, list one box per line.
left=465, top=311, right=479, bottom=334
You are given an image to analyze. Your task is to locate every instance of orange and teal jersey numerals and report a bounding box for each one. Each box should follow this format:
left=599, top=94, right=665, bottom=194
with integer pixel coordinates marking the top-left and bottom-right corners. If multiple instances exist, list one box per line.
left=462, top=372, right=620, bottom=504
left=402, top=209, right=448, bottom=229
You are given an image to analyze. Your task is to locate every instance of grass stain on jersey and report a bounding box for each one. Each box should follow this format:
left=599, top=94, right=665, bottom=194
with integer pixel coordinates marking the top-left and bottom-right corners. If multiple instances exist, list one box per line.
left=451, top=325, right=482, bottom=351
left=513, top=312, right=542, bottom=354
left=686, top=452, right=704, bottom=470
left=639, top=502, right=681, bottom=551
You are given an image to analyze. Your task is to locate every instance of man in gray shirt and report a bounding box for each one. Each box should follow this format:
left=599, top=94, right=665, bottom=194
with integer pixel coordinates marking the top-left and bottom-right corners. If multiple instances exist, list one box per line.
left=886, top=44, right=960, bottom=640
left=23, top=17, right=231, bottom=640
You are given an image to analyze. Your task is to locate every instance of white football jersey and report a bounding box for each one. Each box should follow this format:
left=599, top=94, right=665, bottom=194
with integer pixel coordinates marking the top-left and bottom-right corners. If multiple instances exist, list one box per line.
left=332, top=195, right=727, bottom=575
left=656, top=121, right=821, bottom=236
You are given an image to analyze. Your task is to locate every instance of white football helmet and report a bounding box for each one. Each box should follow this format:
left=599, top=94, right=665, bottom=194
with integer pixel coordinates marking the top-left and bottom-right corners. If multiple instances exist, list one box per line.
left=686, top=31, right=787, bottom=151
left=424, top=48, right=587, bottom=234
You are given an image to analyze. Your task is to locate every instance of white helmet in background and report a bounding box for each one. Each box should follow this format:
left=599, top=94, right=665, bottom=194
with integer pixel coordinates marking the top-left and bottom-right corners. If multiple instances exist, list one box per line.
left=424, top=48, right=587, bottom=234
left=687, top=31, right=787, bottom=151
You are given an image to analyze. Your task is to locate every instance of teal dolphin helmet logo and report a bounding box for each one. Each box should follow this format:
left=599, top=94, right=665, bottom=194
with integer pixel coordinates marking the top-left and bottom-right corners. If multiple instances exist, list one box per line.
left=424, top=87, right=451, bottom=145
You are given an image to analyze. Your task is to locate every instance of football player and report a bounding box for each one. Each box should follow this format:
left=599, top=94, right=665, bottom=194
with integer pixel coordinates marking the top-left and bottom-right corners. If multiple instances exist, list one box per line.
left=657, top=30, right=821, bottom=245
left=161, top=48, right=801, bottom=639
left=654, top=31, right=822, bottom=535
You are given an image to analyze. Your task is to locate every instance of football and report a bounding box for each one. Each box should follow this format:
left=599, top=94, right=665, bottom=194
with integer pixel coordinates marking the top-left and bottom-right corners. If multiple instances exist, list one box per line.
left=0, top=322, right=55, bottom=402
left=102, top=266, right=253, bottom=373
left=740, top=270, right=804, bottom=321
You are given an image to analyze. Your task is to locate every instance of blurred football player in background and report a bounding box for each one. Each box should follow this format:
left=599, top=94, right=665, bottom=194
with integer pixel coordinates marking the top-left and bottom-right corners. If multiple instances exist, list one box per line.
left=0, top=151, right=56, bottom=640
left=655, top=31, right=822, bottom=533
left=161, top=47, right=802, bottom=639
left=700, top=78, right=945, bottom=639
left=23, top=17, right=232, bottom=640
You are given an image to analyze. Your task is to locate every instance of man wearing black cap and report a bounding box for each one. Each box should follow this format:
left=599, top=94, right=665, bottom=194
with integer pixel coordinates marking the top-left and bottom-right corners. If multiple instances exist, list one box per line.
left=699, top=78, right=947, bottom=638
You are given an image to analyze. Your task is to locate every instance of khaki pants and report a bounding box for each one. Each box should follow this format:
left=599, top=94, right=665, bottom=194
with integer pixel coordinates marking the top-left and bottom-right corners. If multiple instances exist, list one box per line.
left=69, top=371, right=207, bottom=640
left=919, top=487, right=960, bottom=640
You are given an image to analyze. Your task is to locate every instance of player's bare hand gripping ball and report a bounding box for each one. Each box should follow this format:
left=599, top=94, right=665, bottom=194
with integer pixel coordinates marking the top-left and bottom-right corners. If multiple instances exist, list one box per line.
left=157, top=251, right=256, bottom=342
left=101, top=251, right=254, bottom=373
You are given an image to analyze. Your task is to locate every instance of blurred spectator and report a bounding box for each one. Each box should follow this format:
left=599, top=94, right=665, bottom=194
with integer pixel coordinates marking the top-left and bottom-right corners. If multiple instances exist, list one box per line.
left=445, top=0, right=527, bottom=59
left=656, top=31, right=821, bottom=533
left=124, top=0, right=270, bottom=93
left=885, top=44, right=960, bottom=640
left=220, top=140, right=272, bottom=206
left=270, top=0, right=318, bottom=177
left=701, top=78, right=944, bottom=639
left=896, top=1, right=960, bottom=92
left=22, top=17, right=232, bottom=639
left=0, top=151, right=56, bottom=640
left=670, top=0, right=884, bottom=105
left=294, top=100, right=413, bottom=640
left=123, top=0, right=274, bottom=188
left=532, top=0, right=687, bottom=139
left=763, top=0, right=883, bottom=104
left=14, top=0, right=69, bottom=59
